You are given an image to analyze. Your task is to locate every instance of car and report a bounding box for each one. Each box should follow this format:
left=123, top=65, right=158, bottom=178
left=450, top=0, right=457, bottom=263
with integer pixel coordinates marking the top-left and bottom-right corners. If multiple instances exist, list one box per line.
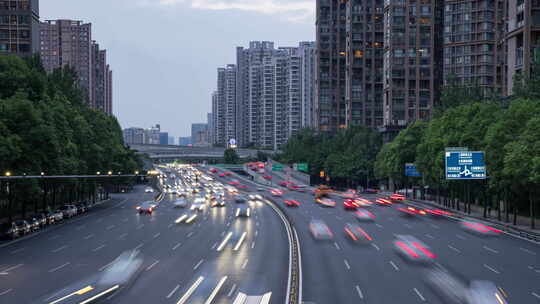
left=229, top=180, right=240, bottom=186
left=237, top=184, right=248, bottom=190
left=52, top=210, right=64, bottom=222
left=25, top=217, right=40, bottom=232
left=341, top=189, right=357, bottom=198
left=173, top=199, right=188, bottom=208
left=43, top=212, right=56, bottom=225
left=465, top=280, right=508, bottom=304
left=236, top=205, right=251, bottom=217
left=235, top=196, right=247, bottom=204
left=224, top=172, right=232, bottom=176
left=393, top=235, right=436, bottom=263
left=76, top=204, right=87, bottom=214
left=390, top=193, right=406, bottom=202
left=343, top=199, right=360, bottom=210
left=211, top=200, right=226, bottom=207
left=190, top=203, right=205, bottom=212
left=344, top=223, right=372, bottom=242
left=144, top=187, right=154, bottom=193
left=34, top=214, right=49, bottom=227
left=270, top=189, right=283, bottom=196
left=460, top=220, right=502, bottom=236
left=424, top=208, right=453, bottom=217
left=424, top=267, right=469, bottom=304
left=210, top=168, right=217, bottom=173
left=309, top=220, right=333, bottom=240
left=13, top=220, right=31, bottom=235
left=397, top=206, right=427, bottom=216
left=292, top=185, right=306, bottom=192
left=363, top=188, right=379, bottom=194
left=219, top=173, right=225, bottom=177
left=257, top=187, right=265, bottom=192
left=59, top=205, right=77, bottom=218
left=284, top=199, right=301, bottom=207
left=354, top=198, right=374, bottom=207
left=137, top=202, right=155, bottom=214
left=316, top=198, right=336, bottom=207
left=354, top=209, right=376, bottom=221
left=278, top=181, right=290, bottom=187
left=375, top=198, right=393, bottom=206
left=263, top=175, right=272, bottom=180
left=1, top=222, right=20, bottom=239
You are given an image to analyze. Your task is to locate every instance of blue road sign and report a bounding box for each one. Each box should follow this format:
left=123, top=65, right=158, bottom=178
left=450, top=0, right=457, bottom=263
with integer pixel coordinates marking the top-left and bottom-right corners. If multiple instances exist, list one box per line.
left=405, top=163, right=421, bottom=177
left=445, top=151, right=486, bottom=180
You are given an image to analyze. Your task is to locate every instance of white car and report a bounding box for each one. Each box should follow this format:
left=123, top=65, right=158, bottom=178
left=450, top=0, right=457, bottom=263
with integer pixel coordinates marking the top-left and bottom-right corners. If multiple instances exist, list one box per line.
left=144, top=187, right=154, bottom=193
left=173, top=199, right=188, bottom=208
left=58, top=205, right=78, bottom=218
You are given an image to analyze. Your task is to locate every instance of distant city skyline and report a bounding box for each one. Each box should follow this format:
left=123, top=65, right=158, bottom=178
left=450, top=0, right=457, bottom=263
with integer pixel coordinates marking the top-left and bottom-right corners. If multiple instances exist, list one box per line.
left=40, top=0, right=315, bottom=138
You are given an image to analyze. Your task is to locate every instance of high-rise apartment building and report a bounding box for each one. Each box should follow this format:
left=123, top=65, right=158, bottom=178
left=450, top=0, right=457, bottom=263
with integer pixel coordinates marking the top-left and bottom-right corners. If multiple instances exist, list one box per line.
left=299, top=41, right=317, bottom=128
left=0, top=0, right=40, bottom=56
left=443, top=1, right=505, bottom=95
left=383, top=0, right=442, bottom=127
left=207, top=112, right=213, bottom=146
left=215, top=68, right=227, bottom=146
left=224, top=64, right=237, bottom=143
left=191, top=123, right=209, bottom=146
left=123, top=127, right=145, bottom=145
left=92, top=43, right=113, bottom=114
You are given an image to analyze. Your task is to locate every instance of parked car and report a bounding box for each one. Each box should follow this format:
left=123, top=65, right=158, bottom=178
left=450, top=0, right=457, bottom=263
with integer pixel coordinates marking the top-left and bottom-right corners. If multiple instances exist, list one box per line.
left=13, top=220, right=31, bottom=235
left=76, top=204, right=87, bottom=214
left=34, top=214, right=48, bottom=227
left=0, top=222, right=20, bottom=239
left=25, top=217, right=40, bottom=232
left=43, top=213, right=56, bottom=225
left=52, top=210, right=64, bottom=222
left=59, top=205, right=77, bottom=218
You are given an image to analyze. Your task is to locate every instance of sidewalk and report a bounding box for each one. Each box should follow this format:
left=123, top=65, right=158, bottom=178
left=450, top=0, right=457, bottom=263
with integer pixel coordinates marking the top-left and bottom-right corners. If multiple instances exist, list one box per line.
left=379, top=191, right=540, bottom=239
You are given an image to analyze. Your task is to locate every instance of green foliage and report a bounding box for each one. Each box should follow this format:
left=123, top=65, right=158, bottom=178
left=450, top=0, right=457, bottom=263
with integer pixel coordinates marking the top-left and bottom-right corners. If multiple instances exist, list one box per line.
left=0, top=54, right=142, bottom=175
left=223, top=148, right=240, bottom=164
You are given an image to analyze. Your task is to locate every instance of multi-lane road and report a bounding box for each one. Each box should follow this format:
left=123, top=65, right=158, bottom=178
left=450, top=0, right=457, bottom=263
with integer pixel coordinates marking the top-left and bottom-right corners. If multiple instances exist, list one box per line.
left=1, top=164, right=539, bottom=304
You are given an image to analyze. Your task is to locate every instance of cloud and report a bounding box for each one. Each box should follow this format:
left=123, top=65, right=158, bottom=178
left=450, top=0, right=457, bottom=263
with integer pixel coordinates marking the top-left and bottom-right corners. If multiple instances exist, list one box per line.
left=137, top=0, right=315, bottom=23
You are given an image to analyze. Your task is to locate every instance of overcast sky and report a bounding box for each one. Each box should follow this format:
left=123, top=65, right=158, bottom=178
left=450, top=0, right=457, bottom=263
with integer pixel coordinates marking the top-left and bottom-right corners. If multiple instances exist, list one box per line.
left=41, top=0, right=315, bottom=138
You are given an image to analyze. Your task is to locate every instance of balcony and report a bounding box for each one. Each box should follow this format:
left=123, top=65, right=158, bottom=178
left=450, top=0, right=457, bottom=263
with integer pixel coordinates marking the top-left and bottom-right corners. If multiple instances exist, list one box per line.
left=516, top=47, right=524, bottom=68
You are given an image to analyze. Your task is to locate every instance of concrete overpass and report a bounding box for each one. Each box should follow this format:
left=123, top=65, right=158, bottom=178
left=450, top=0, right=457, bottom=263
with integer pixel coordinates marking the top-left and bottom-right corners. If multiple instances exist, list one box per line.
left=129, top=144, right=265, bottom=162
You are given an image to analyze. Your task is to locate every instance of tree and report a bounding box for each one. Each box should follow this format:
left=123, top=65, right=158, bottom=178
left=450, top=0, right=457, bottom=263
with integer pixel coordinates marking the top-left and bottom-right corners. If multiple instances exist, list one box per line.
left=224, top=148, right=240, bottom=164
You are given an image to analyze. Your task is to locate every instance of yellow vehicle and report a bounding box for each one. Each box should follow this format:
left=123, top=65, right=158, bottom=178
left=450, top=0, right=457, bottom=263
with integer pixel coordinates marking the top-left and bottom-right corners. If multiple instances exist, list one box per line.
left=314, top=185, right=332, bottom=199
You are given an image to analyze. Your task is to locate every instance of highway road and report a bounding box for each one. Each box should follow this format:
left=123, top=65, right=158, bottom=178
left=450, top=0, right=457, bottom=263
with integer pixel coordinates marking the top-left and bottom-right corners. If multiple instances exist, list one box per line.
left=211, top=166, right=540, bottom=304
left=0, top=167, right=289, bottom=304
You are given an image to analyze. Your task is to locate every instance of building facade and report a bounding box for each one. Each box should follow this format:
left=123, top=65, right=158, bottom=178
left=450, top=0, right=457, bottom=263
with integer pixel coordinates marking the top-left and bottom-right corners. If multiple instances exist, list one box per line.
left=92, top=43, right=113, bottom=114
left=299, top=41, right=317, bottom=128
left=191, top=123, right=209, bottom=146
left=0, top=0, right=40, bottom=56
left=159, top=132, right=169, bottom=145
left=123, top=127, right=145, bottom=145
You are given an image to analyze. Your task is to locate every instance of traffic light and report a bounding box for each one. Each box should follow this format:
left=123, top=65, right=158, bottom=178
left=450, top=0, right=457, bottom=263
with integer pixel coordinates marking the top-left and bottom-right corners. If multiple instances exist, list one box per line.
left=320, top=171, right=325, bottom=178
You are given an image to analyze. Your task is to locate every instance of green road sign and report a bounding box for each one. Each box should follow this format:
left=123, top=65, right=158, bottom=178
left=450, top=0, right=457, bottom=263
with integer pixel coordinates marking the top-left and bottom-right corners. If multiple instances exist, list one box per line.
left=296, top=163, right=308, bottom=172
left=272, top=163, right=283, bottom=171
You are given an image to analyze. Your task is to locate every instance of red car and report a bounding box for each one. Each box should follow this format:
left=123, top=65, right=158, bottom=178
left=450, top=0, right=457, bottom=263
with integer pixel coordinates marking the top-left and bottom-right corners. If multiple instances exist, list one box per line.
left=397, top=206, right=427, bottom=216
left=424, top=209, right=453, bottom=217
left=376, top=198, right=393, bottom=206
left=229, top=180, right=240, bottom=186
left=390, top=193, right=406, bottom=201
left=284, top=199, right=301, bottom=207
left=237, top=185, right=248, bottom=190
left=219, top=173, right=225, bottom=177
left=263, top=175, right=273, bottom=180
left=278, top=181, right=290, bottom=187
left=224, top=172, right=232, bottom=176
left=210, top=168, right=217, bottom=173
left=343, top=199, right=360, bottom=210
left=270, top=189, right=283, bottom=196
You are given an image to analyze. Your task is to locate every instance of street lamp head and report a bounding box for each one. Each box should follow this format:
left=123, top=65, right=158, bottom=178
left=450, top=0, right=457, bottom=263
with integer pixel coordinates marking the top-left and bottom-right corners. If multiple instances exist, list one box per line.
left=5, top=171, right=11, bottom=177
left=135, top=171, right=139, bottom=175
left=107, top=171, right=112, bottom=175
left=40, top=172, right=45, bottom=176
left=96, top=171, right=101, bottom=175
left=117, top=172, right=121, bottom=175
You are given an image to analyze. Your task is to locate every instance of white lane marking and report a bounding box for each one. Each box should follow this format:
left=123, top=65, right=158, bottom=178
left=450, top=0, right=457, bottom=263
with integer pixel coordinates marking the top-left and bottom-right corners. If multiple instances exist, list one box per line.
left=0, top=289, right=12, bottom=296
left=51, top=245, right=67, bottom=253
left=521, top=247, right=537, bottom=255
left=176, top=276, right=204, bottom=304
left=344, top=259, right=351, bottom=270
left=456, top=234, right=467, bottom=240
left=1, top=264, right=23, bottom=272
left=118, top=233, right=128, bottom=239
left=204, top=276, right=228, bottom=304
left=226, top=222, right=231, bottom=227
left=211, top=242, right=218, bottom=250
left=355, top=285, right=364, bottom=299
left=48, top=262, right=70, bottom=273
left=241, top=259, right=249, bottom=269
left=532, top=292, right=540, bottom=299
left=389, top=261, right=399, bottom=271
left=334, top=242, right=341, bottom=250
left=106, top=225, right=115, bottom=230
left=413, top=288, right=426, bottom=301
left=187, top=232, right=194, bottom=238
left=227, top=284, right=237, bottom=297
left=10, top=247, right=24, bottom=254
left=168, top=223, right=173, bottom=228
left=84, top=234, right=94, bottom=240
left=448, top=245, right=461, bottom=253
left=221, top=231, right=226, bottom=236
left=146, top=260, right=160, bottom=271
left=154, top=232, right=161, bottom=238
left=483, top=246, right=499, bottom=254
left=193, top=259, right=204, bottom=270
left=135, top=243, right=144, bottom=250
left=430, top=224, right=440, bottom=229
left=166, top=284, right=181, bottom=299
left=137, top=224, right=144, bottom=230
left=371, top=243, right=380, bottom=251
left=375, top=223, right=383, bottom=228
left=425, top=234, right=435, bottom=239
left=234, top=232, right=247, bottom=251
left=483, top=264, right=500, bottom=274
left=255, top=230, right=259, bottom=237
left=80, top=285, right=119, bottom=304
left=251, top=241, right=255, bottom=249
left=256, top=222, right=260, bottom=226
left=217, top=232, right=233, bottom=251
left=173, top=242, right=182, bottom=250
left=92, top=244, right=106, bottom=252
